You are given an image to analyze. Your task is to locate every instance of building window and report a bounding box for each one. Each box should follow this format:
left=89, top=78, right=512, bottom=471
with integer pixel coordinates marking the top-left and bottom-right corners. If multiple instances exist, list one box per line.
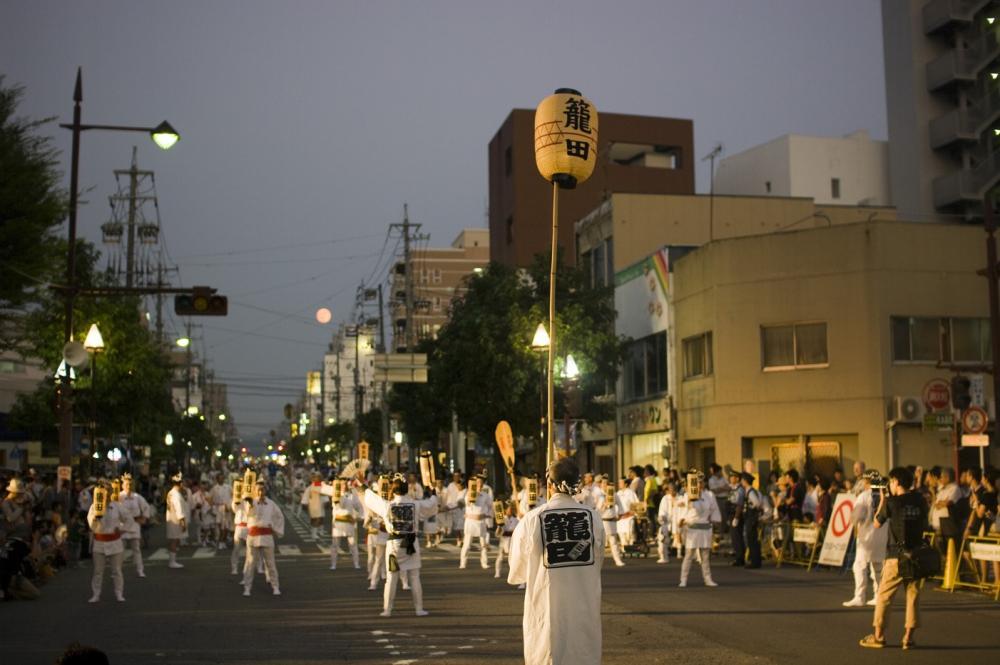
left=432, top=269, right=442, bottom=284
left=683, top=332, right=713, bottom=379
left=623, top=331, right=668, bottom=401
left=0, top=360, right=26, bottom=374
left=432, top=297, right=441, bottom=312
left=891, top=316, right=991, bottom=363
left=831, top=178, right=841, bottom=199
left=506, top=216, right=513, bottom=245
left=504, top=146, right=512, bottom=177
left=761, top=322, right=828, bottom=370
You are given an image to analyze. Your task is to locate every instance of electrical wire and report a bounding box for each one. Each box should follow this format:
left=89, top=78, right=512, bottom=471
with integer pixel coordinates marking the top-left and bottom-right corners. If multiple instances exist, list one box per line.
left=173, top=232, right=384, bottom=260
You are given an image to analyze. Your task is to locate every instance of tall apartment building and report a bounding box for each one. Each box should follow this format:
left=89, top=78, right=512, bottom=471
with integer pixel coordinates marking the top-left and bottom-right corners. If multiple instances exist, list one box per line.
left=322, top=324, right=377, bottom=426
left=883, top=0, right=1000, bottom=220
left=713, top=131, right=891, bottom=206
left=488, top=109, right=694, bottom=268
left=390, top=228, right=489, bottom=351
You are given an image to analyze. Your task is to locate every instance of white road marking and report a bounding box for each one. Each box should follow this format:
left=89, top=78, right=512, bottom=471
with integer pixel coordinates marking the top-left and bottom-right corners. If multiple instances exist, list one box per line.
left=278, top=545, right=301, bottom=556
left=193, top=547, right=216, bottom=558
left=148, top=548, right=169, bottom=561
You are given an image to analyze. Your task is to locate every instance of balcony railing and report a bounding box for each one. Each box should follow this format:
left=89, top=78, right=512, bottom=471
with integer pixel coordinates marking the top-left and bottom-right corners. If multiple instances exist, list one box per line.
left=926, top=29, right=1000, bottom=91
left=932, top=147, right=1000, bottom=207
left=923, top=0, right=992, bottom=35
left=929, top=87, right=1000, bottom=148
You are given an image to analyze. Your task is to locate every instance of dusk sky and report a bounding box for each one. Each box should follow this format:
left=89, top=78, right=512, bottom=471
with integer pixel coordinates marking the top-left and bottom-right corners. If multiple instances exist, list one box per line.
left=2, top=1, right=888, bottom=445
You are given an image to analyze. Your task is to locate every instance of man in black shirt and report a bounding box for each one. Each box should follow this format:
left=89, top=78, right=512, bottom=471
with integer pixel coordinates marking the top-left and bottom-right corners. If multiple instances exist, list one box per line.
left=859, top=467, right=928, bottom=650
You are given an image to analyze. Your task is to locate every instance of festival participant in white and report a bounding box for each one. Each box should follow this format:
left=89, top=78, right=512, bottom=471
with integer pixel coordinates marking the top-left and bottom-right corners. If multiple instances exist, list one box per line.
left=595, top=475, right=626, bottom=567
left=363, top=509, right=388, bottom=590
left=517, top=475, right=545, bottom=517
left=678, top=472, right=722, bottom=587
left=363, top=474, right=439, bottom=617
left=165, top=473, right=188, bottom=569
left=843, top=471, right=888, bottom=607
left=615, top=478, right=640, bottom=548
left=656, top=481, right=677, bottom=564
left=117, top=473, right=150, bottom=577
left=300, top=471, right=328, bottom=540
left=231, top=491, right=249, bottom=576
left=323, top=481, right=362, bottom=570
left=494, top=501, right=519, bottom=578
left=242, top=481, right=285, bottom=597
left=210, top=474, right=233, bottom=549
left=87, top=480, right=135, bottom=602
left=458, top=476, right=492, bottom=570
left=443, top=472, right=465, bottom=543
left=508, top=457, right=604, bottom=665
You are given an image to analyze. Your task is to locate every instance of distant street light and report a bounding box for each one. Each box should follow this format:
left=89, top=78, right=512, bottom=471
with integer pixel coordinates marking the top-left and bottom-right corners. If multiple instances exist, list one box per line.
left=175, top=337, right=191, bottom=348
left=218, top=413, right=227, bottom=421
left=164, top=432, right=174, bottom=446
left=57, top=67, right=181, bottom=470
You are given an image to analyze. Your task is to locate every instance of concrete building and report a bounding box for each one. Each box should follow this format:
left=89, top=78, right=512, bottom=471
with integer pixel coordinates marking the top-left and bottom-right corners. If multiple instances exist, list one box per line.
left=390, top=228, right=489, bottom=351
left=489, top=109, right=694, bottom=268
left=169, top=349, right=203, bottom=417
left=575, top=193, right=898, bottom=475
left=713, top=131, right=891, bottom=206
left=672, top=219, right=994, bottom=476
left=882, top=0, right=1000, bottom=220
left=322, top=324, right=377, bottom=427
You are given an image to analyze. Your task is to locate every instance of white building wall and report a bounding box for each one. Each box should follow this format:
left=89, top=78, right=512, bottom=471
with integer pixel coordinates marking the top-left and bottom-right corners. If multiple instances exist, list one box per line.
left=715, top=131, right=890, bottom=206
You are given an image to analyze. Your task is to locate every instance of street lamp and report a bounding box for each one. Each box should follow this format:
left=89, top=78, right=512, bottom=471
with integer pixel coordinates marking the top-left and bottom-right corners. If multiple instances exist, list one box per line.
left=561, top=354, right=581, bottom=459
left=530, top=323, right=550, bottom=464
left=57, top=67, right=182, bottom=469
left=84, top=323, right=105, bottom=468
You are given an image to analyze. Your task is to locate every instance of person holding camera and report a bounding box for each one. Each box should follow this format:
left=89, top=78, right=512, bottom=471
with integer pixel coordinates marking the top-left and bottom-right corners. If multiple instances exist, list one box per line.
left=859, top=467, right=929, bottom=650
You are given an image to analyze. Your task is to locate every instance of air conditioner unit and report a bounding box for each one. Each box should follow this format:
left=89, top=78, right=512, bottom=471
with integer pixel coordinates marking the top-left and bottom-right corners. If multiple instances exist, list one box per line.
left=891, top=396, right=924, bottom=423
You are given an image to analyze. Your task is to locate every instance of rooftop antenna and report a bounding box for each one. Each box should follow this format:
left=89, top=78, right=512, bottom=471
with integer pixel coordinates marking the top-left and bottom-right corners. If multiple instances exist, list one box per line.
left=702, top=143, right=724, bottom=241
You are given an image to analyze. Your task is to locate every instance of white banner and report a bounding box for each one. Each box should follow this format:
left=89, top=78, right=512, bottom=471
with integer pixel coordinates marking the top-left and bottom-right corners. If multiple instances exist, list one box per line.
left=969, top=541, right=1000, bottom=563
left=818, top=494, right=856, bottom=567
left=793, top=526, right=818, bottom=545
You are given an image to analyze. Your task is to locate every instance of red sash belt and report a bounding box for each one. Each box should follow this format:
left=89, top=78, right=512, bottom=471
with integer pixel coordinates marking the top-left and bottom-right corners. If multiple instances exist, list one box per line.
left=467, top=514, right=484, bottom=520
left=618, top=512, right=634, bottom=520
left=237, top=522, right=247, bottom=527
left=248, top=526, right=273, bottom=536
left=94, top=533, right=121, bottom=542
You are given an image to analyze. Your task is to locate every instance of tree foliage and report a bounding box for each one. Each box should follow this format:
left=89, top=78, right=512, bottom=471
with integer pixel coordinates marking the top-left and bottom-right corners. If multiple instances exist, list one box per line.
left=390, top=254, right=624, bottom=474
left=0, top=77, right=67, bottom=350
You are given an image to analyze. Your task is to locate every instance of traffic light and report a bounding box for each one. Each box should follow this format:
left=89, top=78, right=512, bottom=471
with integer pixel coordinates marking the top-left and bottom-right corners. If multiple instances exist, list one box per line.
left=174, top=287, right=227, bottom=316
left=951, top=375, right=972, bottom=410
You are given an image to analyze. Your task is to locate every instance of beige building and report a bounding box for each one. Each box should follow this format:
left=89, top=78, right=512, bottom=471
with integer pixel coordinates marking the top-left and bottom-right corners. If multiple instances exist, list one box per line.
left=391, top=228, right=489, bottom=350
left=579, top=192, right=989, bottom=477
left=673, top=219, right=993, bottom=477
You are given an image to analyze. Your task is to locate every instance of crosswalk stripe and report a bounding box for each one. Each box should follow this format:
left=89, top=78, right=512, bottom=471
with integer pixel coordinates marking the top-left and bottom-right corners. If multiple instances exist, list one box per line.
left=278, top=545, right=301, bottom=556
left=193, top=547, right=217, bottom=559
left=148, top=548, right=169, bottom=561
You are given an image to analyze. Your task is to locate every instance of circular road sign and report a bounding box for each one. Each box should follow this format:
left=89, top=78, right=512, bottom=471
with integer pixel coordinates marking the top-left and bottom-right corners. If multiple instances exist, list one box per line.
left=923, top=379, right=951, bottom=412
left=831, top=499, right=855, bottom=538
left=962, top=406, right=989, bottom=435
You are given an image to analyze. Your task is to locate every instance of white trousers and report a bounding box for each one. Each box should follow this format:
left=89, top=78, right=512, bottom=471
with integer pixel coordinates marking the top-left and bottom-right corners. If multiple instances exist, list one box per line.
left=851, top=552, right=883, bottom=602
left=603, top=521, right=625, bottom=565
left=368, top=544, right=386, bottom=587
left=92, top=551, right=124, bottom=599
left=231, top=536, right=246, bottom=573
left=331, top=534, right=359, bottom=568
left=494, top=536, right=511, bottom=576
left=243, top=545, right=278, bottom=592
left=681, top=547, right=714, bottom=584
left=123, top=537, right=144, bottom=574
left=460, top=532, right=490, bottom=568
left=384, top=568, right=424, bottom=614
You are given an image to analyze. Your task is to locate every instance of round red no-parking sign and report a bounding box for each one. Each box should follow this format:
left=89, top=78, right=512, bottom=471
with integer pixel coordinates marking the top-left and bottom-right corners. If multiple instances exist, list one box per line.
left=831, top=498, right=855, bottom=538
left=922, top=378, right=951, bottom=412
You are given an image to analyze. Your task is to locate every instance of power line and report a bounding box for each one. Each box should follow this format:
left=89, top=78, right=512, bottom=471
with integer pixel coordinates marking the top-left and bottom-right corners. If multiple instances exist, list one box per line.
left=173, top=232, right=384, bottom=260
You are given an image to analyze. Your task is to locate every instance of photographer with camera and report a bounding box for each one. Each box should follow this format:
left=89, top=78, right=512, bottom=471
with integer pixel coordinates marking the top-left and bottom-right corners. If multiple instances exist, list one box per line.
left=859, top=467, right=929, bottom=650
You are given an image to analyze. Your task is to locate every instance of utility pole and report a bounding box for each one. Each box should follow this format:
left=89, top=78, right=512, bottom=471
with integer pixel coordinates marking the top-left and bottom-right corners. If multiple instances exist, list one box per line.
left=389, top=204, right=428, bottom=351
left=184, top=320, right=192, bottom=413
left=155, top=263, right=164, bottom=345
left=983, top=193, right=1000, bottom=464
left=378, top=284, right=389, bottom=459
left=110, top=148, right=155, bottom=287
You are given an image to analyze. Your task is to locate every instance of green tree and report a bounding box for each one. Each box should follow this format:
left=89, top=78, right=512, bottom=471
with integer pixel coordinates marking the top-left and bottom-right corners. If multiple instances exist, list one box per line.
left=424, top=254, right=624, bottom=476
left=9, top=244, right=179, bottom=461
left=0, top=77, right=67, bottom=350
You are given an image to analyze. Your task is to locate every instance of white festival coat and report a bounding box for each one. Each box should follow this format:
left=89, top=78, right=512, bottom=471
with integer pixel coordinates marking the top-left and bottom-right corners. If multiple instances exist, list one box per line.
left=117, top=491, right=150, bottom=540
left=88, top=501, right=134, bottom=556
left=301, top=482, right=328, bottom=519
left=681, top=490, right=721, bottom=549
left=166, top=486, right=189, bottom=540
left=245, top=498, right=285, bottom=548
left=460, top=489, right=493, bottom=538
left=363, top=489, right=438, bottom=572
left=852, top=489, right=888, bottom=561
left=508, top=493, right=605, bottom=665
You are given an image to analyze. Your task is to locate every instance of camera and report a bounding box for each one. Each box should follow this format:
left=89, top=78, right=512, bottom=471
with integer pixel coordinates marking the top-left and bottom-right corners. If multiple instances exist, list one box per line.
left=864, top=469, right=887, bottom=491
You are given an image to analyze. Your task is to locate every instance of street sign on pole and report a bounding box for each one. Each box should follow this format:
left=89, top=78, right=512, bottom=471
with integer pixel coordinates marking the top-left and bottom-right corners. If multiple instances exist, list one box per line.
left=962, top=406, right=989, bottom=435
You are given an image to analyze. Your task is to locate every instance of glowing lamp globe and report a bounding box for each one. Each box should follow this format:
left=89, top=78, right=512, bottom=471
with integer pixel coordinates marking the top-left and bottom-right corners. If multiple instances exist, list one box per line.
left=316, top=308, right=332, bottom=324
left=534, top=88, right=598, bottom=189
